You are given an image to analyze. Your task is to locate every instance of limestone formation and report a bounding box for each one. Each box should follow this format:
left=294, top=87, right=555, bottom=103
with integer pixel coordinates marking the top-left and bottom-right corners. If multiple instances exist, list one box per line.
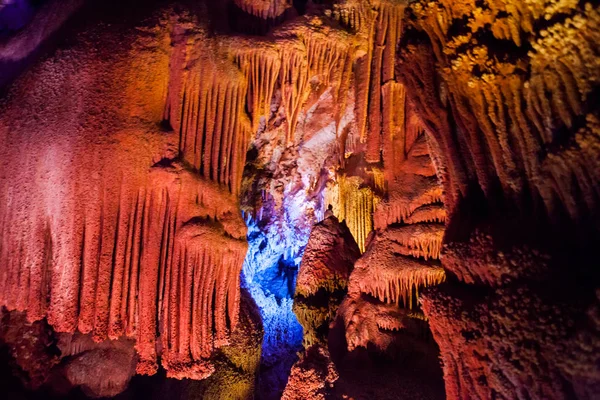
left=294, top=214, right=360, bottom=347
left=0, top=0, right=598, bottom=399
left=0, top=5, right=248, bottom=382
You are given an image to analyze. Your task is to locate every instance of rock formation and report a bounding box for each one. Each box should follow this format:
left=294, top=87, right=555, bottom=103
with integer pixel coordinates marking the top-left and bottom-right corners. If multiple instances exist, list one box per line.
left=281, top=345, right=338, bottom=400
left=397, top=0, right=600, bottom=399
left=331, top=127, right=446, bottom=355
left=0, top=1, right=250, bottom=387
left=0, top=0, right=598, bottom=399
left=283, top=214, right=358, bottom=400
left=294, top=214, right=360, bottom=348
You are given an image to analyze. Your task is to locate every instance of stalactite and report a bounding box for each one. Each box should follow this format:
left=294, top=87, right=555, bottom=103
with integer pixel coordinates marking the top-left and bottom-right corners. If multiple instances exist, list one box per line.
left=277, top=29, right=353, bottom=144
left=336, top=1, right=405, bottom=163
left=165, top=44, right=251, bottom=195
left=404, top=204, right=446, bottom=224
left=405, top=110, right=424, bottom=159
left=352, top=9, right=376, bottom=145
left=333, top=1, right=370, bottom=32
left=233, top=0, right=291, bottom=20
left=161, top=221, right=247, bottom=379
left=280, top=46, right=309, bottom=144
left=382, top=81, right=406, bottom=183
left=365, top=2, right=404, bottom=163
left=355, top=253, right=446, bottom=308
left=407, top=0, right=600, bottom=224
left=329, top=175, right=379, bottom=253
left=375, top=175, right=444, bottom=229
left=293, top=301, right=340, bottom=348
left=375, top=126, right=445, bottom=229
left=376, top=318, right=404, bottom=332
left=372, top=166, right=386, bottom=193
left=0, top=160, right=247, bottom=379
left=335, top=50, right=355, bottom=135
left=386, top=224, right=444, bottom=260
left=234, top=47, right=281, bottom=131
left=366, top=39, right=384, bottom=162
left=337, top=110, right=447, bottom=350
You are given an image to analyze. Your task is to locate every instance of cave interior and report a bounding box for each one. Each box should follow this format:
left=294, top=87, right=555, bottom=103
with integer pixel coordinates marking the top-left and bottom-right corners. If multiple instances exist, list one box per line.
left=0, top=0, right=599, bottom=399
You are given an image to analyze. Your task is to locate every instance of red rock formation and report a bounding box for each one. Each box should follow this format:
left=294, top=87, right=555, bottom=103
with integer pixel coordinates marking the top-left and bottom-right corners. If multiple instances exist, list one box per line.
left=0, top=6, right=248, bottom=382
left=331, top=0, right=406, bottom=162
left=296, top=214, right=360, bottom=299
left=233, top=0, right=292, bottom=20
left=0, top=287, right=262, bottom=399
left=0, top=309, right=60, bottom=389
left=281, top=345, right=338, bottom=400
left=294, top=214, right=360, bottom=347
left=0, top=1, right=400, bottom=394
left=56, top=333, right=137, bottom=398
left=399, top=0, right=600, bottom=224
left=422, top=283, right=600, bottom=399
left=397, top=1, right=600, bottom=398
left=375, top=121, right=445, bottom=229
left=1, top=0, right=598, bottom=398
left=335, top=128, right=446, bottom=354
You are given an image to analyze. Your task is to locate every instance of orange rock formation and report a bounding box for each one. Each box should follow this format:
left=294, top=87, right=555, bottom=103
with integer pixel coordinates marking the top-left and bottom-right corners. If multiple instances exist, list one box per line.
left=0, top=0, right=598, bottom=399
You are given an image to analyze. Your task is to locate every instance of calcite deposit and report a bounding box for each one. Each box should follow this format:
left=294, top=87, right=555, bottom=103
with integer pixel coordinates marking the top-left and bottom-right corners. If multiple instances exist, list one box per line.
left=294, top=213, right=360, bottom=347
left=0, top=0, right=599, bottom=399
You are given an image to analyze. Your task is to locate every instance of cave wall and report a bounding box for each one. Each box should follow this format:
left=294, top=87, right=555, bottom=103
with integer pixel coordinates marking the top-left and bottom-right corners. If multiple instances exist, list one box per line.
left=0, top=1, right=250, bottom=385
left=0, top=0, right=598, bottom=399
left=396, top=0, right=600, bottom=398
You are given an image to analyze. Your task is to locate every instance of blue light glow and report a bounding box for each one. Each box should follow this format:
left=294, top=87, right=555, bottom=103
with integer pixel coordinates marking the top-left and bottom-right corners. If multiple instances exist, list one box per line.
left=0, top=0, right=35, bottom=33
left=240, top=185, right=321, bottom=395
left=241, top=212, right=304, bottom=365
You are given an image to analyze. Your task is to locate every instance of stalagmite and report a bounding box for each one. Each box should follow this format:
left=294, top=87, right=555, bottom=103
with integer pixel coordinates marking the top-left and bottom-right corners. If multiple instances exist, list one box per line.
left=295, top=216, right=361, bottom=298
left=294, top=215, right=360, bottom=347
left=281, top=345, right=339, bottom=400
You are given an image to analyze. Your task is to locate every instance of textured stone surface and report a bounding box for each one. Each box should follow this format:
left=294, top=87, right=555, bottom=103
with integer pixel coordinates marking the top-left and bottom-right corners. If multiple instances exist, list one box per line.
left=281, top=345, right=338, bottom=400
left=294, top=215, right=360, bottom=348
left=0, top=0, right=599, bottom=399
left=398, top=1, right=600, bottom=398
left=0, top=2, right=249, bottom=386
